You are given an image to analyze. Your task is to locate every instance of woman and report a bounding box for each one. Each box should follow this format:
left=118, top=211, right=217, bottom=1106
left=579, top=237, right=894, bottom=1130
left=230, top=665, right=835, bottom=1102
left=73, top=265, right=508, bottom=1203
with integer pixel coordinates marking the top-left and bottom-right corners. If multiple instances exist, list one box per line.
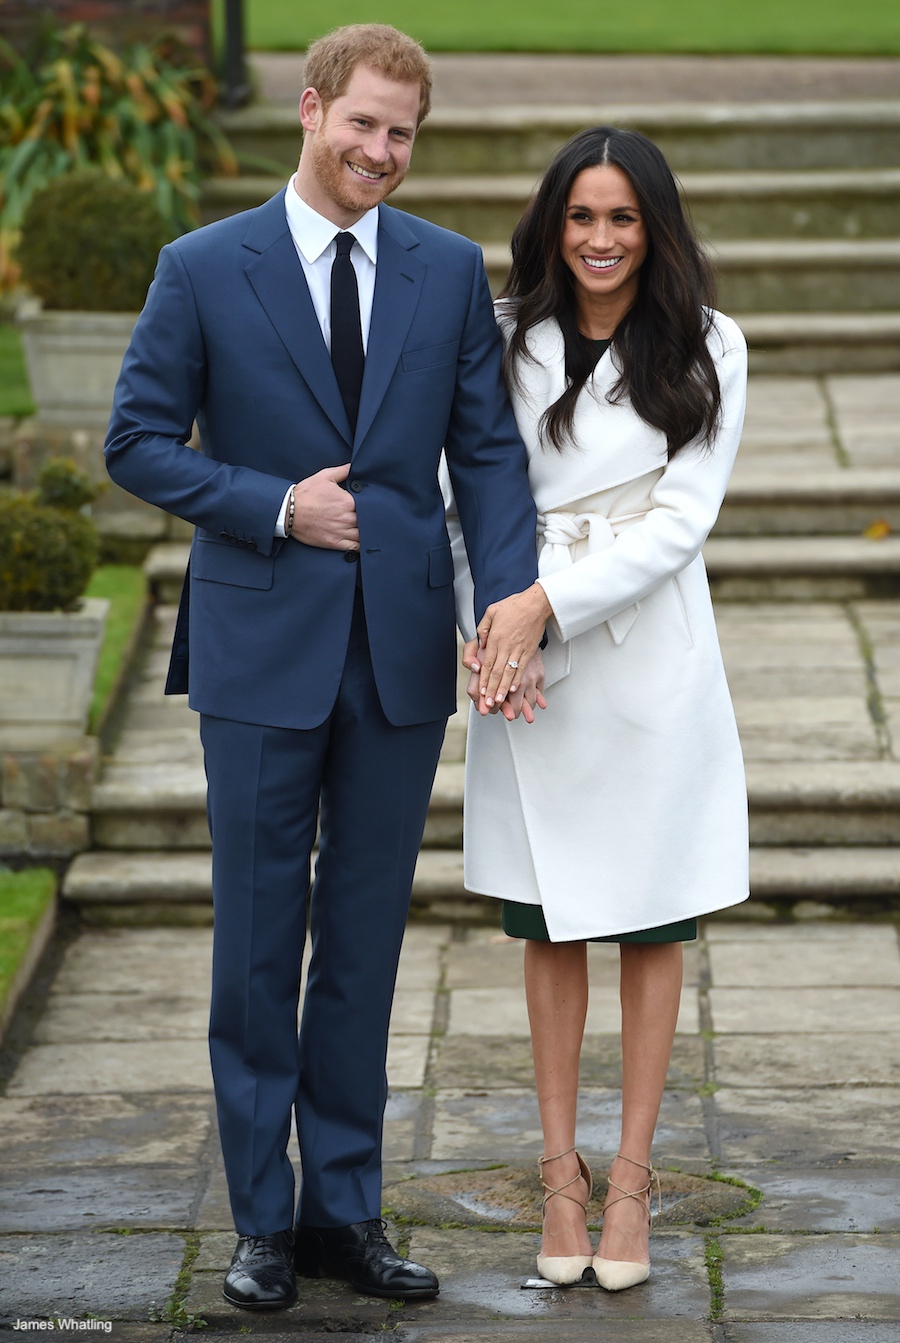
left=450, top=126, right=749, bottom=1291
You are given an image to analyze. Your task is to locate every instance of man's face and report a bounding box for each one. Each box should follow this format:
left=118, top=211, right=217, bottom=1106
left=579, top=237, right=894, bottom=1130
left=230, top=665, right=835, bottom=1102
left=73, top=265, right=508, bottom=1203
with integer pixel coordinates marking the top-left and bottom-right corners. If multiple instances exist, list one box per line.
left=297, top=64, right=421, bottom=226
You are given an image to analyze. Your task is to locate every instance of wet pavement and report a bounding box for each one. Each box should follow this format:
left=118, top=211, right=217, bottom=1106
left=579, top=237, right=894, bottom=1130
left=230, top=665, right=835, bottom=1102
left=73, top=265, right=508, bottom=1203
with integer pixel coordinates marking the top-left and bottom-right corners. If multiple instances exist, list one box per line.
left=1, top=914, right=899, bottom=1337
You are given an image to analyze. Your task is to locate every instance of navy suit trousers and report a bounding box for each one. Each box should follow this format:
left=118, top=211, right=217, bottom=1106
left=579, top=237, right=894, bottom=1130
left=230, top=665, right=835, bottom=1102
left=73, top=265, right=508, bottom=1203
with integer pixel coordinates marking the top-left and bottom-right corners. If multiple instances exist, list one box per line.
left=201, top=593, right=446, bottom=1233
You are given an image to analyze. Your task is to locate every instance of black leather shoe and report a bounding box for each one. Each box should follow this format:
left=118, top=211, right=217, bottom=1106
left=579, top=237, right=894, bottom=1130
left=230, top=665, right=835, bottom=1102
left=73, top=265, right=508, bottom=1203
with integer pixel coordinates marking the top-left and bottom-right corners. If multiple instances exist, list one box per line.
left=223, top=1230, right=298, bottom=1310
left=294, top=1218, right=439, bottom=1299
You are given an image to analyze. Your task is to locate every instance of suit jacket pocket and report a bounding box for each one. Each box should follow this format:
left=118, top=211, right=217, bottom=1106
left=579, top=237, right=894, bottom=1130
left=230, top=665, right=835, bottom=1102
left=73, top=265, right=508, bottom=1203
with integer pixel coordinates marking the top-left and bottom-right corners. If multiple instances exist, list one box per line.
left=428, top=544, right=454, bottom=588
left=191, top=537, right=275, bottom=590
left=401, top=340, right=459, bottom=374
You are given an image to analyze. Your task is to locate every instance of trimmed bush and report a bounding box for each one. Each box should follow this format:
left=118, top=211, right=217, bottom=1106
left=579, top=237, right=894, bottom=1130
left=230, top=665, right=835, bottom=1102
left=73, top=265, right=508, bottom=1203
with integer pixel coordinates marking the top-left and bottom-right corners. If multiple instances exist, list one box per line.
left=17, top=171, right=170, bottom=312
left=0, top=458, right=100, bottom=611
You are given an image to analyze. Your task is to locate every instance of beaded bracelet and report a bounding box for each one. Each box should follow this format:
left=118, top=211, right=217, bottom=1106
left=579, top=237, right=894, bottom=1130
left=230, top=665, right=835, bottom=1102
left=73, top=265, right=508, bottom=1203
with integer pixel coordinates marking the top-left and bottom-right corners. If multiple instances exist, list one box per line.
left=286, top=485, right=295, bottom=538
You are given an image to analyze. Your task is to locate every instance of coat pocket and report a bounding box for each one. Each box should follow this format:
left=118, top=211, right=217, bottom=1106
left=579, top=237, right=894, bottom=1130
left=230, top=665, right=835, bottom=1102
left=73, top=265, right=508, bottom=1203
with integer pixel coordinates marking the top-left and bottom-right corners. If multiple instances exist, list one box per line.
left=428, top=543, right=454, bottom=588
left=191, top=538, right=275, bottom=590
left=401, top=340, right=459, bottom=373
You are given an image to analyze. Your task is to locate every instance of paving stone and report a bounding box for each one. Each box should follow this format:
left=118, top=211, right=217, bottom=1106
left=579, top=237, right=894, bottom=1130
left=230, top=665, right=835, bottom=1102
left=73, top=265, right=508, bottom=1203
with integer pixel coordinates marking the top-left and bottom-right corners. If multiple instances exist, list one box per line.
left=708, top=939, right=900, bottom=986
left=395, top=1327, right=717, bottom=1343
left=723, top=1325, right=900, bottom=1342
left=432, top=1035, right=705, bottom=1090
left=721, top=1233, right=900, bottom=1320
left=0, top=1095, right=211, bottom=1168
left=388, top=1034, right=431, bottom=1089
left=392, top=990, right=439, bottom=1034
left=430, top=1088, right=708, bottom=1163
left=51, top=929, right=212, bottom=999
left=728, top=1166, right=900, bottom=1232
left=709, top=987, right=900, bottom=1034
left=447, top=986, right=699, bottom=1036
left=0, top=1232, right=184, bottom=1320
left=705, top=923, right=894, bottom=943
left=713, top=1034, right=900, bottom=1088
left=404, top=1228, right=709, bottom=1322
left=0, top=1165, right=202, bottom=1233
left=396, top=925, right=449, bottom=991
left=6, top=1040, right=212, bottom=1097
left=715, top=1087, right=900, bottom=1162
left=32, top=995, right=209, bottom=1044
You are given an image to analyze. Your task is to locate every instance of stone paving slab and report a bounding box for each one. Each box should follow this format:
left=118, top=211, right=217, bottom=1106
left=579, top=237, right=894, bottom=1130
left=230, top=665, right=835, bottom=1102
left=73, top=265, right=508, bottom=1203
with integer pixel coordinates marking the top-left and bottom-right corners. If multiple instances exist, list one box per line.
left=0, top=1165, right=202, bottom=1233
left=6, top=1040, right=211, bottom=1097
left=405, top=1228, right=709, bottom=1322
left=31, top=994, right=209, bottom=1044
left=183, top=1267, right=392, bottom=1332
left=723, top=1325, right=900, bottom=1342
left=707, top=938, right=900, bottom=986
left=728, top=1166, right=900, bottom=1233
left=51, top=928, right=211, bottom=999
left=709, top=986, right=900, bottom=1033
left=0, top=1232, right=185, bottom=1322
left=720, top=1233, right=900, bottom=1321
left=0, top=1094, right=211, bottom=1168
left=713, top=1034, right=900, bottom=1088
left=714, top=1087, right=900, bottom=1163
left=396, top=1326, right=715, bottom=1343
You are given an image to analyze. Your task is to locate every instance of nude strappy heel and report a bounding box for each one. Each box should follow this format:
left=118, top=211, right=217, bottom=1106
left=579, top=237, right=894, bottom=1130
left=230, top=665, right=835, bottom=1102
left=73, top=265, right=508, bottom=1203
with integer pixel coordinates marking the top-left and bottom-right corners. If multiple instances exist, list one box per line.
left=592, top=1152, right=661, bottom=1292
left=535, top=1146, right=594, bottom=1285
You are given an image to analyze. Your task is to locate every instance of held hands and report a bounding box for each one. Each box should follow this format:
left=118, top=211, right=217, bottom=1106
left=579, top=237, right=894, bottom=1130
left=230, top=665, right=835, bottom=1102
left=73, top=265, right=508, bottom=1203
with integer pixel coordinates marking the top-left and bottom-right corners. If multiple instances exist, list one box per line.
left=463, top=644, right=547, bottom=721
left=464, top=583, right=553, bottom=710
left=287, top=462, right=359, bottom=550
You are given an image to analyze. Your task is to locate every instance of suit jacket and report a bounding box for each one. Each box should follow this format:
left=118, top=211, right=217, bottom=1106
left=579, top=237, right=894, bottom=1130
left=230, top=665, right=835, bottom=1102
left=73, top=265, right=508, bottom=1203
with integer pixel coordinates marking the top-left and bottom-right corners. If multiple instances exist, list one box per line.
left=105, top=191, right=537, bottom=729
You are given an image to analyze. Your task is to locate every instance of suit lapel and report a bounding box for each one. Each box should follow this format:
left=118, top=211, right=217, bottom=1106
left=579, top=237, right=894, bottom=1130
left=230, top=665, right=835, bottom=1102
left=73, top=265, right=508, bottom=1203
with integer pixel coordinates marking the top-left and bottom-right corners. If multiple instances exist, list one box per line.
left=242, top=192, right=352, bottom=443
left=354, top=206, right=426, bottom=452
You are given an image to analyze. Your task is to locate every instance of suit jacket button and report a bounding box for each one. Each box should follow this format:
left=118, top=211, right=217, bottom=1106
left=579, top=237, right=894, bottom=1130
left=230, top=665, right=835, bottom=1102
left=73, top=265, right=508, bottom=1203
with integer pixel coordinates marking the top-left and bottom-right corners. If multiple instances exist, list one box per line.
left=219, top=531, right=230, bottom=540
left=344, top=550, right=359, bottom=563
left=350, top=479, right=363, bottom=493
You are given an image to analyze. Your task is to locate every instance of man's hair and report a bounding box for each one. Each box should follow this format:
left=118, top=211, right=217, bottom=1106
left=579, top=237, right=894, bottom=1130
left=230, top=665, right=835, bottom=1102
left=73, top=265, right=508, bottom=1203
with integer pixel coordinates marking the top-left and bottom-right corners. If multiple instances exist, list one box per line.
left=304, top=24, right=432, bottom=126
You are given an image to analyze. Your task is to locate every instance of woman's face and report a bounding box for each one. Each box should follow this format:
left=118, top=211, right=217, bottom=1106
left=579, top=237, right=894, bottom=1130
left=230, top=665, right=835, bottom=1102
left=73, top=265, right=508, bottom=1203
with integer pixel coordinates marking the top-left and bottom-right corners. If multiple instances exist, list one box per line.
left=560, top=164, right=648, bottom=315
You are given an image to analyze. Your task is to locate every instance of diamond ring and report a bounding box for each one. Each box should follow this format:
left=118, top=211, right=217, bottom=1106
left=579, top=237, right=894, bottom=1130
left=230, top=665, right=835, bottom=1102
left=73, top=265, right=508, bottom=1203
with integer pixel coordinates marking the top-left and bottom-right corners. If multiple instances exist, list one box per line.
left=507, top=660, right=519, bottom=670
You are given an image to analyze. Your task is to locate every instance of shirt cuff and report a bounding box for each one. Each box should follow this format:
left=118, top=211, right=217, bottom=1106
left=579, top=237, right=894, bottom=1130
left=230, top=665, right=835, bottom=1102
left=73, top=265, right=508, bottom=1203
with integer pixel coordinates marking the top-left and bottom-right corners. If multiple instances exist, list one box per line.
left=275, top=485, right=293, bottom=537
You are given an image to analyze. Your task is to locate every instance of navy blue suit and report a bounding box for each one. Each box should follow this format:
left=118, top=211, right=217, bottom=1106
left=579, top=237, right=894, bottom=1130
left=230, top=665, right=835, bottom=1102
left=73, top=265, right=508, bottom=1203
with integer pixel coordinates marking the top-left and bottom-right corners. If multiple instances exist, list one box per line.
left=106, top=189, right=537, bottom=1234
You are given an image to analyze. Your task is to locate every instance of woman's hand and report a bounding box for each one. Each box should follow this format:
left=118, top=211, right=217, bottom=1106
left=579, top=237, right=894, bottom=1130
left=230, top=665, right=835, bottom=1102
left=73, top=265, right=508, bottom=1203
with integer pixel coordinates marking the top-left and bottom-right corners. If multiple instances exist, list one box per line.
left=475, top=583, right=553, bottom=707
left=463, top=640, right=547, bottom=722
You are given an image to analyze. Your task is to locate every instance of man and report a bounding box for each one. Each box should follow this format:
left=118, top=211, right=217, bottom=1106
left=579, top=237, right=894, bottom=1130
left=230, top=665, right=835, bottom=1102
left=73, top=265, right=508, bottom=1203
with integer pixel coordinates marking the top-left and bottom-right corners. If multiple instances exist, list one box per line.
left=105, top=24, right=537, bottom=1313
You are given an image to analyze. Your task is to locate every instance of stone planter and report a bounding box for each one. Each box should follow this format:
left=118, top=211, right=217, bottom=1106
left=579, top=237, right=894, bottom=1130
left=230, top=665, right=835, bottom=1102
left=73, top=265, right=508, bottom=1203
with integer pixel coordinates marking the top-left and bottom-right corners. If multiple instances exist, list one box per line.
left=0, top=598, right=109, bottom=748
left=17, top=303, right=137, bottom=429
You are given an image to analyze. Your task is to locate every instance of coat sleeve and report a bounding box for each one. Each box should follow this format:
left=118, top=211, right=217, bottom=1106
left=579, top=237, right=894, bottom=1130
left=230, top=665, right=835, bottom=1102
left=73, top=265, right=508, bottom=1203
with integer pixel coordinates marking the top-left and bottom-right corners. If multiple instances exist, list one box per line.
left=536, top=319, right=747, bottom=644
left=439, top=456, right=478, bottom=643
left=440, top=253, right=537, bottom=624
left=104, top=243, right=293, bottom=556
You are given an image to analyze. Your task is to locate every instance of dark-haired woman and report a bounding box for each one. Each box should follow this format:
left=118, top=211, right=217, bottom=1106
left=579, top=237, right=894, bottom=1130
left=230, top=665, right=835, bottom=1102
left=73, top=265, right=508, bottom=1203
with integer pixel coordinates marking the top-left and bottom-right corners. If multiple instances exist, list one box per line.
left=448, top=127, right=749, bottom=1291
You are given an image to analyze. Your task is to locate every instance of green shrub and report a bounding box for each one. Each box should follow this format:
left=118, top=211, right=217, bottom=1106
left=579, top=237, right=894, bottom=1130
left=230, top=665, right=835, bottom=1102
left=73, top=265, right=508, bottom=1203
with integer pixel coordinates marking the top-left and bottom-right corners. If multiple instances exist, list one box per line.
left=0, top=458, right=100, bottom=611
left=17, top=171, right=171, bottom=312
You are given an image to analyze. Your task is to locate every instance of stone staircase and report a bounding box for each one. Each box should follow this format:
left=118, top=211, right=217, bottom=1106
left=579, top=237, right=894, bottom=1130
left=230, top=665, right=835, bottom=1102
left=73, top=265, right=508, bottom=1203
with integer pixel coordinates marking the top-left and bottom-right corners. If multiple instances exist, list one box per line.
left=61, top=90, right=900, bottom=922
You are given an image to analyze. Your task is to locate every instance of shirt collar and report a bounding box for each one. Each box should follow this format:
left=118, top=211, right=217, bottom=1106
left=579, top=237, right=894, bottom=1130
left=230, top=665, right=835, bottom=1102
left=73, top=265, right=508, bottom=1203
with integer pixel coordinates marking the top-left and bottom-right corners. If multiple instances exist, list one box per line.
left=285, top=176, right=379, bottom=265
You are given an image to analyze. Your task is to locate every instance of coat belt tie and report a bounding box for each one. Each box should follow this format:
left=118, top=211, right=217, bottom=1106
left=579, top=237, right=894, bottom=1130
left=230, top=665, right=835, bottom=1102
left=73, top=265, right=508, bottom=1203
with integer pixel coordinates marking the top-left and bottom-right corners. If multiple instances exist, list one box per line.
left=537, top=510, right=644, bottom=647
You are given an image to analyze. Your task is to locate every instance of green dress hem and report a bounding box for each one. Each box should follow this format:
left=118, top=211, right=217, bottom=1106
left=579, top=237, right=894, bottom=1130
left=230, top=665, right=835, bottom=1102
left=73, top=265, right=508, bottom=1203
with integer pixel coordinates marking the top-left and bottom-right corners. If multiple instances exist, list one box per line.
left=501, top=899, right=697, bottom=944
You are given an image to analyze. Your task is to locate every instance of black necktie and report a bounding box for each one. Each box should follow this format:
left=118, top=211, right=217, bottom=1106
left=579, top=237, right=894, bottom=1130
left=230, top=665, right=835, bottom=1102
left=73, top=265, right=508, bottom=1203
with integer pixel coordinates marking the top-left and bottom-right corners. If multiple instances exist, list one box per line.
left=330, top=232, right=364, bottom=433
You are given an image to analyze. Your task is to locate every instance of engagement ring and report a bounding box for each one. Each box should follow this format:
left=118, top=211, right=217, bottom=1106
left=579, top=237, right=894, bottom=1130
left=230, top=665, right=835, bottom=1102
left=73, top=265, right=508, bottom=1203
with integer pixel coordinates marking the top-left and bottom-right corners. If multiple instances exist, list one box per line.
left=508, top=660, right=519, bottom=669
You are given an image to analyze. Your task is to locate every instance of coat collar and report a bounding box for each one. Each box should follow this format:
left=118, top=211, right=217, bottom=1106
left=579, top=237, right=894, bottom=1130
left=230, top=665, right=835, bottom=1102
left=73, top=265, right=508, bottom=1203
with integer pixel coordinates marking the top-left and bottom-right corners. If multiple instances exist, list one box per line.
left=241, top=192, right=424, bottom=450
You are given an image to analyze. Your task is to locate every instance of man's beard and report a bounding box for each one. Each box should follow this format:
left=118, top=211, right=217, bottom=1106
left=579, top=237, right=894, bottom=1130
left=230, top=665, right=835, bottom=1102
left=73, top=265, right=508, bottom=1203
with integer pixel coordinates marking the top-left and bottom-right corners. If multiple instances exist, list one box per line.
left=310, top=133, right=405, bottom=214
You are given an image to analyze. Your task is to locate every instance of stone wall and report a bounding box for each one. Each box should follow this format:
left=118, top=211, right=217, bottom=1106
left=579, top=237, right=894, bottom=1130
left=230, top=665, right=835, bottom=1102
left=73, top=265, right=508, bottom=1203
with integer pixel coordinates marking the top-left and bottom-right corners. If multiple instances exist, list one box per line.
left=0, top=738, right=99, bottom=863
left=1, top=1, right=212, bottom=62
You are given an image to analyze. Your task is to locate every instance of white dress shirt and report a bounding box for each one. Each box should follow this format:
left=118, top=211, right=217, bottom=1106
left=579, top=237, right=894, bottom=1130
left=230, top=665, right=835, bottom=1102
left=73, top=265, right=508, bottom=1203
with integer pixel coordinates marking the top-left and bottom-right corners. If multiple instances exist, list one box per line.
left=275, top=176, right=379, bottom=535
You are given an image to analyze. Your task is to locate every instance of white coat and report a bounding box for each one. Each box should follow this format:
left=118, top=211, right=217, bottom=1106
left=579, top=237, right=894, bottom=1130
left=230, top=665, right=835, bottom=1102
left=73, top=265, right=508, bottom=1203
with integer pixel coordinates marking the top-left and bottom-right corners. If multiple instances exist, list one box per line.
left=448, top=308, right=750, bottom=941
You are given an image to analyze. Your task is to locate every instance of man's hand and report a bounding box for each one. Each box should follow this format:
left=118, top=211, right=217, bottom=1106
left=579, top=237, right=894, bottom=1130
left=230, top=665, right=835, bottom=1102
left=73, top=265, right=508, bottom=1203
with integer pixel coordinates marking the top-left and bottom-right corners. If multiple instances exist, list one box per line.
left=463, top=641, right=547, bottom=722
left=287, top=462, right=359, bottom=550
left=474, top=583, right=553, bottom=707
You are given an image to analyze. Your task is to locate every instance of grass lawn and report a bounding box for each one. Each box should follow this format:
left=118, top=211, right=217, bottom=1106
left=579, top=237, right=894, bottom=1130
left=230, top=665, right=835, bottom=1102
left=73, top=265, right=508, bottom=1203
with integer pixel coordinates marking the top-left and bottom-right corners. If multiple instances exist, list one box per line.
left=85, top=564, right=149, bottom=733
left=0, top=324, right=35, bottom=420
left=0, top=868, right=56, bottom=1022
left=229, top=0, right=900, bottom=54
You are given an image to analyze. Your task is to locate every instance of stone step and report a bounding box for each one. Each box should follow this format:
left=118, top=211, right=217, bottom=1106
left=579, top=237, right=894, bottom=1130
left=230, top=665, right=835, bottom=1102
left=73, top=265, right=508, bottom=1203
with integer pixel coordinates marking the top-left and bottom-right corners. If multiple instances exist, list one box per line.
left=202, top=167, right=900, bottom=242
left=720, top=470, right=900, bottom=536
left=704, top=535, right=900, bottom=600
left=144, top=535, right=900, bottom=610
left=217, top=100, right=900, bottom=176
left=61, top=843, right=900, bottom=919
left=91, top=759, right=900, bottom=853
left=732, top=312, right=900, bottom=374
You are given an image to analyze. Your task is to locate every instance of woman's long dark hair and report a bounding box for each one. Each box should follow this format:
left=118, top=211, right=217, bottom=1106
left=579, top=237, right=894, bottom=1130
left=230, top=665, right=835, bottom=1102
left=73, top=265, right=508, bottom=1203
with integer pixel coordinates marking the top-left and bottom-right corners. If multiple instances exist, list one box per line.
left=501, top=126, right=721, bottom=456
